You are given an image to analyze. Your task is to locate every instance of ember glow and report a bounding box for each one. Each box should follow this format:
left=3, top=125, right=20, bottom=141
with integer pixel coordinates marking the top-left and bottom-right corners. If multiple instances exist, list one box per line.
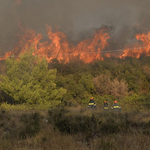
left=0, top=26, right=150, bottom=63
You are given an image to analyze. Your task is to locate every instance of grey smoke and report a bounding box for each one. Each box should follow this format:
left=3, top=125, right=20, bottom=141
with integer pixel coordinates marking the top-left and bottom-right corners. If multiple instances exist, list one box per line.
left=0, top=0, right=150, bottom=53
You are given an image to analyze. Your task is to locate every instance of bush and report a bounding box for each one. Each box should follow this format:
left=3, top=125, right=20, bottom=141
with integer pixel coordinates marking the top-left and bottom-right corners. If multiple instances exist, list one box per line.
left=19, top=113, right=41, bottom=139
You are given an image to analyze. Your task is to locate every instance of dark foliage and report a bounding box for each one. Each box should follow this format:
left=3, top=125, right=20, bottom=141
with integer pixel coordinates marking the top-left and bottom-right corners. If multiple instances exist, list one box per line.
left=19, top=113, right=41, bottom=139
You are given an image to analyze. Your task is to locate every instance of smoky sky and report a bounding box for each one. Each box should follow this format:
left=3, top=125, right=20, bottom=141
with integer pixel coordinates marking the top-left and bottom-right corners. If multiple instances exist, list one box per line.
left=0, top=0, right=150, bottom=52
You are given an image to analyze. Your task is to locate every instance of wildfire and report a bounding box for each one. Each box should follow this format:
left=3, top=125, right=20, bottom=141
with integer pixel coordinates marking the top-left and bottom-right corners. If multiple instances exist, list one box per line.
left=0, top=26, right=110, bottom=63
left=120, top=31, right=150, bottom=58
left=39, top=26, right=110, bottom=63
left=1, top=25, right=150, bottom=63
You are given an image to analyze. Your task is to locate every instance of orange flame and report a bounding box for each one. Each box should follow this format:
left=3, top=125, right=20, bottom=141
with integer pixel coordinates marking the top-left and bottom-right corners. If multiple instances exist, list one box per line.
left=1, top=26, right=110, bottom=63
left=1, top=25, right=150, bottom=63
left=74, top=29, right=110, bottom=63
left=120, top=31, right=150, bottom=58
left=0, top=52, right=12, bottom=61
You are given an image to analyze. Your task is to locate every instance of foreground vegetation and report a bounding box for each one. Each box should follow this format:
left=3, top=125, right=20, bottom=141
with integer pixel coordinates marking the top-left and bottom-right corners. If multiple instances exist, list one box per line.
left=0, top=107, right=150, bottom=150
left=1, top=50, right=150, bottom=149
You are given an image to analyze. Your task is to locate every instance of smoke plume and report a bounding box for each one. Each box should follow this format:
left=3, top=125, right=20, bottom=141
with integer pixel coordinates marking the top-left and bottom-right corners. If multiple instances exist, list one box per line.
left=1, top=0, right=150, bottom=53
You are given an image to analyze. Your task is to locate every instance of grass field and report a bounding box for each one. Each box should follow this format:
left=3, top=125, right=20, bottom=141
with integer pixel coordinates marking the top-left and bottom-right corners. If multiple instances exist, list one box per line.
left=0, top=106, right=150, bottom=150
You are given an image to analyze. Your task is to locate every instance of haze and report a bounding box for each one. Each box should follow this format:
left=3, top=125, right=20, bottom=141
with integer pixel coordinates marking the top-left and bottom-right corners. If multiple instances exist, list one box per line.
left=0, top=0, right=150, bottom=52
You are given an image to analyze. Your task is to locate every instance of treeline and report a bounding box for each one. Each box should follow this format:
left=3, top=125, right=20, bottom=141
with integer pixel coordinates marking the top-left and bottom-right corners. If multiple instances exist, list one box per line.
left=47, top=56, right=150, bottom=110
left=0, top=50, right=150, bottom=110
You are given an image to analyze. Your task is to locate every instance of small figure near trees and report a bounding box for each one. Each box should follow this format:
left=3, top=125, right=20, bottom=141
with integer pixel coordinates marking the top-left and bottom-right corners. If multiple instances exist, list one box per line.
left=103, top=101, right=108, bottom=110
left=87, top=97, right=96, bottom=109
left=111, top=101, right=121, bottom=111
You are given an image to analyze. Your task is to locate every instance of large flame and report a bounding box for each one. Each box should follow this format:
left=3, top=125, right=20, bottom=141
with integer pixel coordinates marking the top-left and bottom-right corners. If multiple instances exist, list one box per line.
left=1, top=25, right=150, bottom=63
left=120, top=31, right=150, bottom=58
left=0, top=26, right=110, bottom=63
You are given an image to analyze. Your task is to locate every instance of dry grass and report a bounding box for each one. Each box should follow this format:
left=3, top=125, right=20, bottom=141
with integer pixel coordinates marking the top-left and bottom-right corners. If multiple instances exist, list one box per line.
left=0, top=107, right=150, bottom=150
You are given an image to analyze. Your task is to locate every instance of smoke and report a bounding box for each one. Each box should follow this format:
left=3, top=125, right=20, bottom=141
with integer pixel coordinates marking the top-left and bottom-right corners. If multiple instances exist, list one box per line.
left=1, top=0, right=150, bottom=52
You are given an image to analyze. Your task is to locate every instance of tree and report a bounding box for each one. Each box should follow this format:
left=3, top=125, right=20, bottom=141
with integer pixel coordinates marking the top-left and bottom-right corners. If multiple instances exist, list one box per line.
left=110, top=78, right=128, bottom=97
left=0, top=50, right=67, bottom=105
left=79, top=73, right=95, bottom=93
left=93, top=74, right=112, bottom=95
left=93, top=74, right=128, bottom=97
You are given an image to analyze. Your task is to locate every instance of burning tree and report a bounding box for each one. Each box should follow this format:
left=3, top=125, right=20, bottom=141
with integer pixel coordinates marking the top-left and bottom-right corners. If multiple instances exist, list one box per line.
left=0, top=49, right=66, bottom=105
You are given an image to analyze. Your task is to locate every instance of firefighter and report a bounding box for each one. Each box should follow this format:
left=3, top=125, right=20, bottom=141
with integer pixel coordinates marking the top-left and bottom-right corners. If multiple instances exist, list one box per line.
left=103, top=101, right=108, bottom=110
left=111, top=100, right=121, bottom=111
left=88, top=97, right=96, bottom=109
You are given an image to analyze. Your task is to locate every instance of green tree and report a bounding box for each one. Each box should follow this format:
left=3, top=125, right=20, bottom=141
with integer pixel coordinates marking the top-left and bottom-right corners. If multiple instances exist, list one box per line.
left=79, top=73, right=95, bottom=93
left=0, top=50, right=66, bottom=105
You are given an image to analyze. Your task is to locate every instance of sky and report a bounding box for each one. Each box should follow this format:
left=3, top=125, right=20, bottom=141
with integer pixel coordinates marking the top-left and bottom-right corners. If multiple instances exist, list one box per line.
left=0, top=0, right=150, bottom=52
